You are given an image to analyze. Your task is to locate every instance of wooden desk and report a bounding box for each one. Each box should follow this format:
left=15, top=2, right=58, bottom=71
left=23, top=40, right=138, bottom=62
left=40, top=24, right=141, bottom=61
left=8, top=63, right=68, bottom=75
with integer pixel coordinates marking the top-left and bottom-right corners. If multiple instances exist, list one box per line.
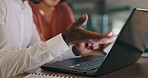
left=13, top=57, right=148, bottom=78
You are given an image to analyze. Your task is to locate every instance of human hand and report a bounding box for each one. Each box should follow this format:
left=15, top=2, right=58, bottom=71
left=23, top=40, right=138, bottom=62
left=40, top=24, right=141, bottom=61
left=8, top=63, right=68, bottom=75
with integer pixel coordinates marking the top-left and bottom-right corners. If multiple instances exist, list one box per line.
left=72, top=32, right=117, bottom=56
left=62, top=14, right=104, bottom=46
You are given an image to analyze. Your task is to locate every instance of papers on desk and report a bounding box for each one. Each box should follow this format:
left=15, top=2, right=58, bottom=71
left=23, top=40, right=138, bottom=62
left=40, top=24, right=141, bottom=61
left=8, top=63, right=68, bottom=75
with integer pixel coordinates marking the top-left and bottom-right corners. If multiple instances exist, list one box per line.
left=141, top=49, right=148, bottom=57
left=141, top=52, right=148, bottom=57
left=24, top=73, right=77, bottom=78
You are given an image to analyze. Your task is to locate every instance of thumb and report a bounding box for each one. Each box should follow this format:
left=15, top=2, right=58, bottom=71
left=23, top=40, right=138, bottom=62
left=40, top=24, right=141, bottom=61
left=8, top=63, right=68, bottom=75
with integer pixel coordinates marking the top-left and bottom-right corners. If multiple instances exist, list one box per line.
left=72, top=13, right=88, bottom=28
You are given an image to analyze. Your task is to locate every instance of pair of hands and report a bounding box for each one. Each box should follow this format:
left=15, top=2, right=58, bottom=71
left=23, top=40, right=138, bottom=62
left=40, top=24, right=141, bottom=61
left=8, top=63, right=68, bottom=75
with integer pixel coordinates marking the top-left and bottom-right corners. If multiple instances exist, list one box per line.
left=62, top=14, right=117, bottom=56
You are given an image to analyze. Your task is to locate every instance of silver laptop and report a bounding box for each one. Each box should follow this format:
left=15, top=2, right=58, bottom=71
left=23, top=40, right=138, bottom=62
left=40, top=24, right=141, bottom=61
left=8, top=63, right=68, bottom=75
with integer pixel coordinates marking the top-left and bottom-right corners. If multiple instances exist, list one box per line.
left=41, top=8, right=148, bottom=77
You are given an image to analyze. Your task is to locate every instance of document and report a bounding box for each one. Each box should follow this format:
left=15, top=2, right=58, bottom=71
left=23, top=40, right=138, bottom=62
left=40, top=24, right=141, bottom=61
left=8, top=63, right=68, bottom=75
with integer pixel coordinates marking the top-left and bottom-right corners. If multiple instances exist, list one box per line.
left=141, top=52, right=148, bottom=57
left=24, top=73, right=77, bottom=78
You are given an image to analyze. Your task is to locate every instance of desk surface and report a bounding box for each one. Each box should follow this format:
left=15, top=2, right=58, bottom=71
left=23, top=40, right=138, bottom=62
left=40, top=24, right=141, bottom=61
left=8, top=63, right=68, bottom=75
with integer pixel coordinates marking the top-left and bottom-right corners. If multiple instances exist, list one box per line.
left=13, top=57, right=148, bottom=78
left=12, top=52, right=148, bottom=78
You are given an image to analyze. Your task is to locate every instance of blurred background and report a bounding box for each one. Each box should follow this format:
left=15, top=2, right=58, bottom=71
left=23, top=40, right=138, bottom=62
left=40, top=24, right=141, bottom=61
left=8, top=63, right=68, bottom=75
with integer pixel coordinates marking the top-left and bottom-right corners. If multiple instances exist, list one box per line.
left=68, top=0, right=148, bottom=35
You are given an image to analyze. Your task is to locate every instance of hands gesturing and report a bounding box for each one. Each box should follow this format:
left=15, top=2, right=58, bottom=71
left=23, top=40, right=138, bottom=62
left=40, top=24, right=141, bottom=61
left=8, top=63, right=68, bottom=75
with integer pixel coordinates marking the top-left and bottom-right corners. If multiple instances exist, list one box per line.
left=62, top=14, right=117, bottom=56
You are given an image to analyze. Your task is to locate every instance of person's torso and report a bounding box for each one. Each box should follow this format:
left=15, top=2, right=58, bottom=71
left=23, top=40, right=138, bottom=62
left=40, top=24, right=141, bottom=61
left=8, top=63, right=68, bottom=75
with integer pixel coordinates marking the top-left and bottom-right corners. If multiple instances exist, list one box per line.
left=4, top=0, right=37, bottom=51
left=30, top=2, right=74, bottom=40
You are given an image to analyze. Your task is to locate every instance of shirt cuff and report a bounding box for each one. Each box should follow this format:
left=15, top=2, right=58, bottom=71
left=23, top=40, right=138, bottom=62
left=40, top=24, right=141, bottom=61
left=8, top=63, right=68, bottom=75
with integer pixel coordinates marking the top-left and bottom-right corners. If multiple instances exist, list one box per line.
left=32, top=34, right=70, bottom=66
left=63, top=46, right=80, bottom=59
left=46, top=33, right=69, bottom=57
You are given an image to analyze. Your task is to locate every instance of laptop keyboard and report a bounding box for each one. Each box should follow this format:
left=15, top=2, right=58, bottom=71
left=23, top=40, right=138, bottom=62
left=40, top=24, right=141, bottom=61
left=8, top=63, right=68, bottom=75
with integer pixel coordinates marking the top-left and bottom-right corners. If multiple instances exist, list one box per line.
left=69, top=56, right=104, bottom=70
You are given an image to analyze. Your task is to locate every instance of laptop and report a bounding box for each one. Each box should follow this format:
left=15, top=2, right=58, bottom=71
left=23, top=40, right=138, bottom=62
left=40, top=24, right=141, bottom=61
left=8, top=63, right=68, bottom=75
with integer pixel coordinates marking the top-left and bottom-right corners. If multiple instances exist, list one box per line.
left=41, top=8, right=148, bottom=77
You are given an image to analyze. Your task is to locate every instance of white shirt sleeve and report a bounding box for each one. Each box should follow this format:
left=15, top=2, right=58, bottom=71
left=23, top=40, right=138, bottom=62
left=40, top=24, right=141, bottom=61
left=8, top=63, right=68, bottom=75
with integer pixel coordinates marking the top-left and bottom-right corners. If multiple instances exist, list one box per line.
left=0, top=33, right=77, bottom=78
left=49, top=46, right=79, bottom=63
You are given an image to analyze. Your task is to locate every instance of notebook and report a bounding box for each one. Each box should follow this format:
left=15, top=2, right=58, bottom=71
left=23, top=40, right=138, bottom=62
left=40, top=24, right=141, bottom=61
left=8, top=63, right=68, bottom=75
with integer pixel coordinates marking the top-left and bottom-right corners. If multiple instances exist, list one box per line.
left=24, top=73, right=78, bottom=78
left=41, top=8, right=148, bottom=77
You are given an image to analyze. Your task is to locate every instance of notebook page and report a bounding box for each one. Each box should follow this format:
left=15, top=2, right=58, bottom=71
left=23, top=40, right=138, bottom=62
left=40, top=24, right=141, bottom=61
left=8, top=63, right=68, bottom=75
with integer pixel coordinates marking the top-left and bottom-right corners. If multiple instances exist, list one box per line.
left=24, top=73, right=78, bottom=78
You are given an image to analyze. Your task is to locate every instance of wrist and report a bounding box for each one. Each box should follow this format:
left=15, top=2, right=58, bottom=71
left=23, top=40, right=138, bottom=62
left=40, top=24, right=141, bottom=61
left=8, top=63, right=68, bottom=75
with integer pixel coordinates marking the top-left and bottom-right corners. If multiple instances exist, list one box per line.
left=62, top=33, right=69, bottom=46
left=72, top=46, right=80, bottom=56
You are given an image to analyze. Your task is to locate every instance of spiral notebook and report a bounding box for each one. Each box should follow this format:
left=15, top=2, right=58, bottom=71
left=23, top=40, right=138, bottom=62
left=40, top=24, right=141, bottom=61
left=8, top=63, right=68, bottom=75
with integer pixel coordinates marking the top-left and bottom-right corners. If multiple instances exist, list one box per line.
left=24, top=73, right=78, bottom=78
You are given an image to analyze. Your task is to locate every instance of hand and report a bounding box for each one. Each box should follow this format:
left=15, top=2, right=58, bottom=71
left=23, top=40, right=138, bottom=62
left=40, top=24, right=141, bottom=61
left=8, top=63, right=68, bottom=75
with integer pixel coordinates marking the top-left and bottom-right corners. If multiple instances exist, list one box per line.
left=72, top=43, right=99, bottom=56
left=62, top=14, right=103, bottom=46
left=72, top=32, right=117, bottom=56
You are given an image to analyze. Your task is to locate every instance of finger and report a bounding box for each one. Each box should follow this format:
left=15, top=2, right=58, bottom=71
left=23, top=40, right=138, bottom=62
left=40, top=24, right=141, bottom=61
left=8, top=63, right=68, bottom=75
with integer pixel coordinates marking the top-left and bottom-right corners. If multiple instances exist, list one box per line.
left=98, top=36, right=117, bottom=44
left=107, top=32, right=113, bottom=36
left=87, top=43, right=100, bottom=50
left=72, top=14, right=88, bottom=28
left=79, top=29, right=103, bottom=41
left=92, top=43, right=100, bottom=50
left=86, top=43, right=93, bottom=49
left=90, top=44, right=100, bottom=50
left=106, top=32, right=113, bottom=36
left=88, top=43, right=92, bottom=47
left=93, top=45, right=99, bottom=50
left=102, top=32, right=113, bottom=38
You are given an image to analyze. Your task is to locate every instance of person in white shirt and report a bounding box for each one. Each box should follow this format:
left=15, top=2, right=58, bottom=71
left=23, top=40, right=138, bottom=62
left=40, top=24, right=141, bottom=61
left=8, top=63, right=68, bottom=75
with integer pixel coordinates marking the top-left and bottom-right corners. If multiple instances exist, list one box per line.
left=0, top=0, right=116, bottom=78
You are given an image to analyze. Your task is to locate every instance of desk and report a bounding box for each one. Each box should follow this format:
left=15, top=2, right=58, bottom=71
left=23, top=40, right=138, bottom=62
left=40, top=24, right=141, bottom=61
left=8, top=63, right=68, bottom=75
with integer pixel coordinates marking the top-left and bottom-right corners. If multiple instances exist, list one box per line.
left=13, top=57, right=148, bottom=78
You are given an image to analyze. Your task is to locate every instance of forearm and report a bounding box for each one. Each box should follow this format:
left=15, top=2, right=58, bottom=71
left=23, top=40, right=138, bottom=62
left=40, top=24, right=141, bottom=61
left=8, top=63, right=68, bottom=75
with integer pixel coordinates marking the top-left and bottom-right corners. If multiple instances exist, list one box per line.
left=0, top=34, right=69, bottom=78
left=50, top=46, right=79, bottom=63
